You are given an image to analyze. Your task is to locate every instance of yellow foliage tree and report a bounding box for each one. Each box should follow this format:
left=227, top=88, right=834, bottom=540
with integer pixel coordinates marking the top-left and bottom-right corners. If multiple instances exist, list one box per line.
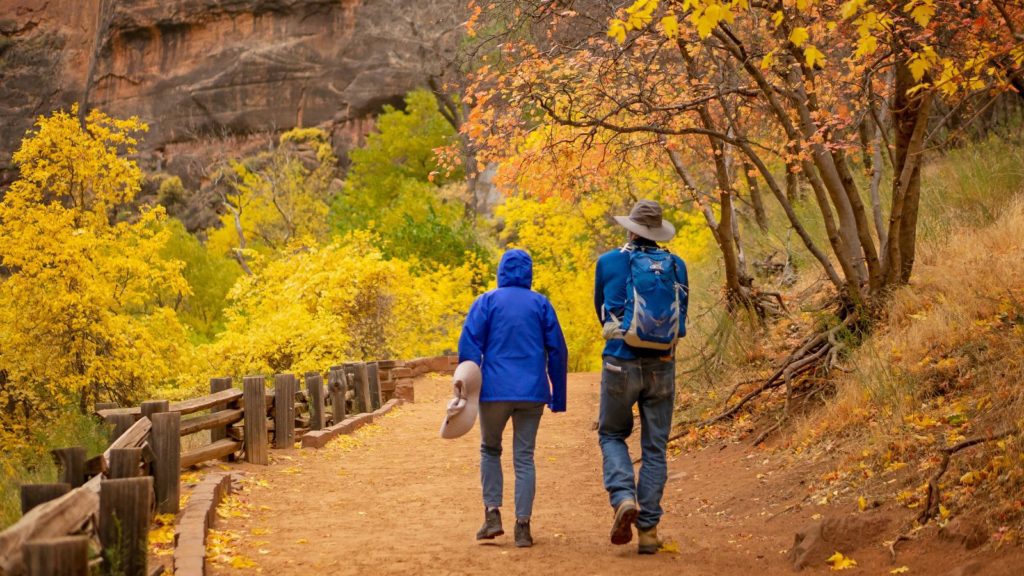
left=495, top=135, right=712, bottom=371
left=201, top=232, right=486, bottom=378
left=0, top=106, right=192, bottom=430
left=206, top=128, right=339, bottom=270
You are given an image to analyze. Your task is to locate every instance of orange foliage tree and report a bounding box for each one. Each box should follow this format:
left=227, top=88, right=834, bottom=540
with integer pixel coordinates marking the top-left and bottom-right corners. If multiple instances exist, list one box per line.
left=463, top=0, right=1024, bottom=313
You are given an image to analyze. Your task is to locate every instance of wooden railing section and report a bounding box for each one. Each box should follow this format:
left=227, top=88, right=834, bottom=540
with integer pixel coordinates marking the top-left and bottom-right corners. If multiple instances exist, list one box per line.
left=0, top=355, right=458, bottom=576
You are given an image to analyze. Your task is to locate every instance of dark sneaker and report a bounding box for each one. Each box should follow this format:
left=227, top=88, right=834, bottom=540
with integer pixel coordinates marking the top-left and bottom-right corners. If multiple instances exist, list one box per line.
left=610, top=499, right=638, bottom=545
left=515, top=520, right=533, bottom=548
left=476, top=508, right=504, bottom=540
left=637, top=525, right=661, bottom=555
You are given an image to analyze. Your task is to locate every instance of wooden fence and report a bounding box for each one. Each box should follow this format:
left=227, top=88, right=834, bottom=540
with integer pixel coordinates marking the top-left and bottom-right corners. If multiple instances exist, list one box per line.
left=0, top=355, right=458, bottom=576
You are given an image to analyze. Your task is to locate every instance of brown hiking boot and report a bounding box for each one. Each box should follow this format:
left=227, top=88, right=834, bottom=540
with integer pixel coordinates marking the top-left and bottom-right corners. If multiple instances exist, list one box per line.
left=610, top=499, right=638, bottom=545
left=515, top=520, right=533, bottom=548
left=638, top=525, right=661, bottom=555
left=476, top=508, right=504, bottom=540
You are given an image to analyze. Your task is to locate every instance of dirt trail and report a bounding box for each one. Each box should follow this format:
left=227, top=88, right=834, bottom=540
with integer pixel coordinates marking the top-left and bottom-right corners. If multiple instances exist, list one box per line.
left=208, top=374, right=1022, bottom=576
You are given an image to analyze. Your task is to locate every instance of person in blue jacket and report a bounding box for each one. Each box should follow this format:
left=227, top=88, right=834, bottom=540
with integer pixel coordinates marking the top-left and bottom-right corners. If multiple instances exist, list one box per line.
left=458, top=248, right=568, bottom=548
left=594, top=199, right=688, bottom=554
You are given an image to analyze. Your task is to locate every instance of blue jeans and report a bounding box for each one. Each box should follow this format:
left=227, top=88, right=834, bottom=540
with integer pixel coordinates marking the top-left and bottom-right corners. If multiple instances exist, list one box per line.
left=480, top=401, right=544, bottom=520
left=598, top=355, right=675, bottom=529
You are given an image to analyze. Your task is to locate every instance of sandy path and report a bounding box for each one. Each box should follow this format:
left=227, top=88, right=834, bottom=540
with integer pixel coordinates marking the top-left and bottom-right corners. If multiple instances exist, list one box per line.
left=206, top=373, right=1021, bottom=575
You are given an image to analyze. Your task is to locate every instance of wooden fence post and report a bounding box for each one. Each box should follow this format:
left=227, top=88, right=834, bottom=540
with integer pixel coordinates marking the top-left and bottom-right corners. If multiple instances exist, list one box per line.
left=23, top=536, right=89, bottom=576
left=106, top=414, right=135, bottom=443
left=107, top=448, right=142, bottom=479
left=20, top=483, right=70, bottom=514
left=305, top=372, right=325, bottom=431
left=345, top=363, right=371, bottom=413
left=94, top=402, right=118, bottom=412
left=99, top=477, right=151, bottom=576
left=366, top=361, right=382, bottom=410
left=327, top=367, right=347, bottom=425
left=243, top=376, right=269, bottom=465
left=50, top=447, right=85, bottom=488
left=151, top=412, right=181, bottom=513
left=209, top=377, right=232, bottom=444
left=140, top=400, right=169, bottom=421
left=273, top=374, right=296, bottom=448
left=356, top=363, right=373, bottom=413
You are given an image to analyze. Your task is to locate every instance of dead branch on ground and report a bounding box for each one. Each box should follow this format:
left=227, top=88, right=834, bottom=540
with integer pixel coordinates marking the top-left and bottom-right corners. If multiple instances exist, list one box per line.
left=666, top=315, right=856, bottom=446
left=918, top=426, right=1020, bottom=525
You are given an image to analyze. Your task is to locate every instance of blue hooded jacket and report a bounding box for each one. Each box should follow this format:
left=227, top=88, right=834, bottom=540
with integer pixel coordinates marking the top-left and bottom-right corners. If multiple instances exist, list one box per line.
left=458, top=249, right=568, bottom=412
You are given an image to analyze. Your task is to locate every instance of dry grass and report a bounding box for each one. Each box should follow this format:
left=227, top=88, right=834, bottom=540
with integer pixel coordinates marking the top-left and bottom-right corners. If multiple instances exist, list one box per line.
left=790, top=197, right=1024, bottom=538
left=674, top=136, right=1024, bottom=540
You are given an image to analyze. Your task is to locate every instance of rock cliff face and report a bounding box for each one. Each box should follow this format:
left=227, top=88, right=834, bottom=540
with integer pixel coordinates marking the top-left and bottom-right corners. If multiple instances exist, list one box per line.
left=0, top=0, right=461, bottom=200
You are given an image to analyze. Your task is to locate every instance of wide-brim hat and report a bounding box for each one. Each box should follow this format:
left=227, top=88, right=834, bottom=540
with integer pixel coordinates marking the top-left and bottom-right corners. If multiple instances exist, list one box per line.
left=614, top=199, right=676, bottom=242
left=439, top=361, right=482, bottom=439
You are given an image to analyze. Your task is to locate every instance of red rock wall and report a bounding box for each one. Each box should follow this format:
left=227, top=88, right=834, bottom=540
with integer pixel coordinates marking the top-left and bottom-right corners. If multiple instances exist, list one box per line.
left=0, top=0, right=461, bottom=190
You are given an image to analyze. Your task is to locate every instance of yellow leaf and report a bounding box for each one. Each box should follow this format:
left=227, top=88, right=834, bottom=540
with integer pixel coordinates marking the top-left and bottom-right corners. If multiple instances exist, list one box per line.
left=841, top=0, right=866, bottom=19
left=789, top=27, right=810, bottom=47
left=855, top=35, right=878, bottom=58
left=661, top=15, right=679, bottom=38
left=230, top=556, right=257, bottom=569
left=904, top=0, right=935, bottom=27
left=658, top=539, right=681, bottom=554
left=694, top=7, right=720, bottom=39
left=857, top=496, right=867, bottom=512
left=608, top=19, right=627, bottom=44
left=761, top=50, right=776, bottom=70
left=960, top=470, right=983, bottom=486
left=891, top=568, right=910, bottom=574
left=909, top=56, right=930, bottom=81
left=772, top=10, right=784, bottom=27
left=826, top=551, right=858, bottom=570
left=804, top=45, right=826, bottom=68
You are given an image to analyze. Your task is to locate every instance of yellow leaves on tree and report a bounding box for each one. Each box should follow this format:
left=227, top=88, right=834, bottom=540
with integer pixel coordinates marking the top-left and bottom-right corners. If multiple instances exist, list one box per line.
left=493, top=129, right=712, bottom=370
left=803, top=45, right=826, bottom=68
left=0, top=106, right=191, bottom=420
left=204, top=232, right=483, bottom=377
left=206, top=127, right=338, bottom=261
left=789, top=27, right=809, bottom=48
left=904, top=0, right=936, bottom=28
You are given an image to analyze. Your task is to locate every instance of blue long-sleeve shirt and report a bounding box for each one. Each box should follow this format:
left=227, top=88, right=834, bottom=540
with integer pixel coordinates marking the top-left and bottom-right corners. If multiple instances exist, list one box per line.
left=458, top=249, right=569, bottom=412
left=594, top=241, right=688, bottom=360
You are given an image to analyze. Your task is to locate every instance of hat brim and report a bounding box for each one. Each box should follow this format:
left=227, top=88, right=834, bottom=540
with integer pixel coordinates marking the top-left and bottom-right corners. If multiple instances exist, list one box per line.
left=440, top=361, right=482, bottom=439
left=614, top=215, right=676, bottom=242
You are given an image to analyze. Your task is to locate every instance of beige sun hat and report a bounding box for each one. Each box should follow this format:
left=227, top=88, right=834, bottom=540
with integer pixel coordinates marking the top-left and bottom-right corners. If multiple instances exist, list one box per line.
left=614, top=199, right=676, bottom=242
left=439, top=361, right=482, bottom=439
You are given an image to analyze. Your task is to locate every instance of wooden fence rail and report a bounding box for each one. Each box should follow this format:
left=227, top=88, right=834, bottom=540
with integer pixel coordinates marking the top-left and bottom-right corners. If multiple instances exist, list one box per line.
left=0, top=354, right=458, bottom=576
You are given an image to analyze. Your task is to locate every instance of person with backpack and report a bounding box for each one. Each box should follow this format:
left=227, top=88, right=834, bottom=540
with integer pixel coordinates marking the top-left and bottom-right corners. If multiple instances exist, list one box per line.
left=458, top=248, right=569, bottom=548
left=593, top=199, right=688, bottom=554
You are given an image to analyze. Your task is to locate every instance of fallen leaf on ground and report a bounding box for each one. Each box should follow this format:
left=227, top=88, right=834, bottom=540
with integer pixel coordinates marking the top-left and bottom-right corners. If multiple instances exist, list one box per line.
left=826, top=551, right=857, bottom=570
left=890, top=567, right=910, bottom=574
left=658, top=540, right=680, bottom=554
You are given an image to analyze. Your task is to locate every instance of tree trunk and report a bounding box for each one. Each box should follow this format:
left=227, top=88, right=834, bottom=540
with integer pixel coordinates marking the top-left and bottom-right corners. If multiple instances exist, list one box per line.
left=885, top=65, right=934, bottom=286
left=742, top=162, right=768, bottom=231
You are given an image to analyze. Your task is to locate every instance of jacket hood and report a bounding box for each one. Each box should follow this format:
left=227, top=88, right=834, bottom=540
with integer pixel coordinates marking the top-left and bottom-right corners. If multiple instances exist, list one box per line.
left=497, top=249, right=533, bottom=289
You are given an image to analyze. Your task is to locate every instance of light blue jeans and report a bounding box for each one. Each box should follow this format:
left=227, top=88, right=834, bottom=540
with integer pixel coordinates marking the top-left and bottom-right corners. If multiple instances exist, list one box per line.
left=480, top=401, right=544, bottom=520
left=598, top=355, right=675, bottom=529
